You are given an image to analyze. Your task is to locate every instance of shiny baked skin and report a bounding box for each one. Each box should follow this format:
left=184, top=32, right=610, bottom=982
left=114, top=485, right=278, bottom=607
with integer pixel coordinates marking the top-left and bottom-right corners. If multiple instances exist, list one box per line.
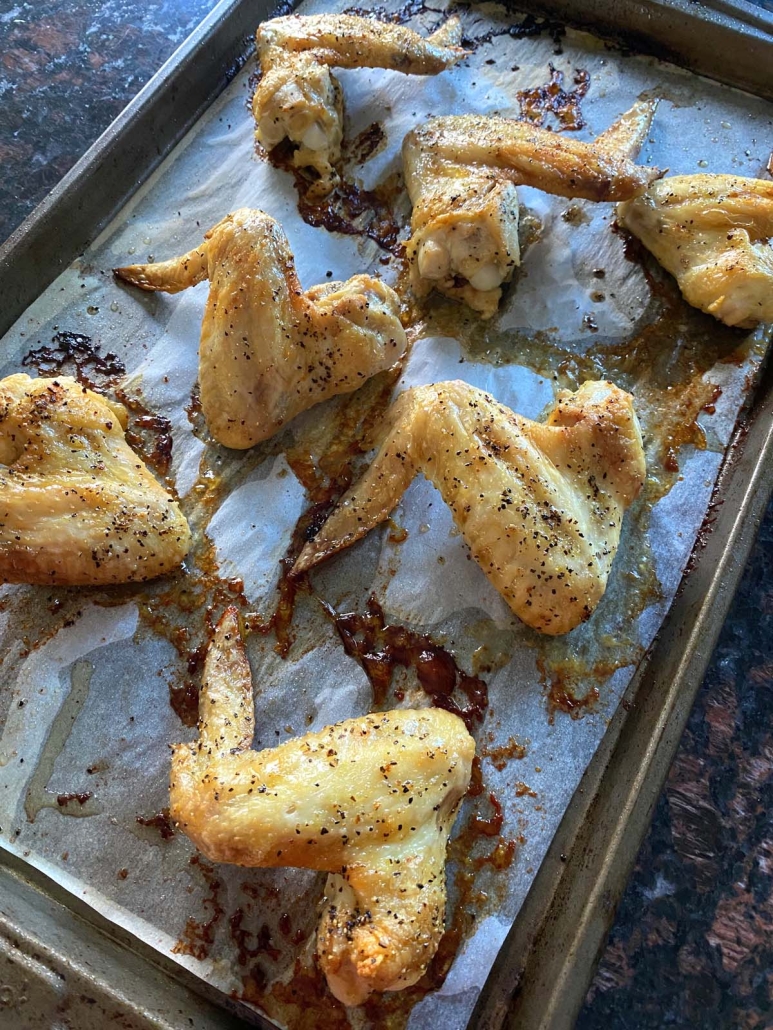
left=169, top=607, right=474, bottom=1006
left=115, top=209, right=407, bottom=448
left=253, top=13, right=466, bottom=192
left=0, top=373, right=190, bottom=585
left=617, top=173, right=773, bottom=328
left=404, top=100, right=661, bottom=317
left=295, top=380, right=646, bottom=635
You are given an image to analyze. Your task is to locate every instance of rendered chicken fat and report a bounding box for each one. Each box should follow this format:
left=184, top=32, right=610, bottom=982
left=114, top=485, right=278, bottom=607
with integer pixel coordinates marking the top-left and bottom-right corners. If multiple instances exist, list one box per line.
left=170, top=607, right=475, bottom=1006
left=0, top=374, right=190, bottom=585
left=253, top=13, right=466, bottom=192
left=295, top=380, right=646, bottom=635
left=115, top=209, right=408, bottom=448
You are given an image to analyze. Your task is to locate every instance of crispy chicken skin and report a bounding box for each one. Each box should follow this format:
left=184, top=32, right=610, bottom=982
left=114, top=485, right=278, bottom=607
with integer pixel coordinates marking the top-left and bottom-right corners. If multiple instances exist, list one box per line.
left=170, top=607, right=474, bottom=1006
left=0, top=373, right=190, bottom=585
left=295, top=380, right=645, bottom=635
left=617, top=173, right=773, bottom=328
left=404, top=100, right=661, bottom=317
left=253, top=14, right=466, bottom=192
left=115, top=209, right=408, bottom=449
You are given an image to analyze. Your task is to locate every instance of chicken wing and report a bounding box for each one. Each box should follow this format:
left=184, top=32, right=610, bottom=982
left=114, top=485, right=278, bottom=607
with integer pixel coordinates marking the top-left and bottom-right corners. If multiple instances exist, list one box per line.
left=616, top=173, right=773, bottom=328
left=295, top=380, right=645, bottom=635
left=170, top=607, right=474, bottom=1006
left=404, top=100, right=661, bottom=317
left=115, top=209, right=408, bottom=449
left=254, top=14, right=466, bottom=192
left=0, top=373, right=190, bottom=585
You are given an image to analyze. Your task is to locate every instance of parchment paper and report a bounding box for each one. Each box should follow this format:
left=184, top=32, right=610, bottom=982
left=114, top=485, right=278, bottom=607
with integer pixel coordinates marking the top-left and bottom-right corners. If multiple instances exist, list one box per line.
left=1, top=1, right=772, bottom=1027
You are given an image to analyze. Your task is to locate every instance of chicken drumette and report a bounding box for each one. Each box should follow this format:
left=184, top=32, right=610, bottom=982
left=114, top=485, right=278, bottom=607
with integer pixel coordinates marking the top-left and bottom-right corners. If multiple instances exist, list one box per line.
left=115, top=209, right=408, bottom=449
left=617, top=173, right=773, bottom=328
left=295, top=379, right=646, bottom=635
left=404, top=100, right=662, bottom=317
left=254, top=13, right=466, bottom=192
left=170, top=607, right=474, bottom=1006
left=0, top=373, right=190, bottom=585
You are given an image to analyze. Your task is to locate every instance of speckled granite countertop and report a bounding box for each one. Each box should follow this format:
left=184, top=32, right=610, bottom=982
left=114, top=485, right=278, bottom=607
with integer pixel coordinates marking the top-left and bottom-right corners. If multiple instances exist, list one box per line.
left=1, top=2, right=772, bottom=1028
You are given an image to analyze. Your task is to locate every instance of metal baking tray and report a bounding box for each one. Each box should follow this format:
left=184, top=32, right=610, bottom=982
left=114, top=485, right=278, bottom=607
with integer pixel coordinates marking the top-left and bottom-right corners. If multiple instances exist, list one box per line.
left=0, top=1, right=771, bottom=1028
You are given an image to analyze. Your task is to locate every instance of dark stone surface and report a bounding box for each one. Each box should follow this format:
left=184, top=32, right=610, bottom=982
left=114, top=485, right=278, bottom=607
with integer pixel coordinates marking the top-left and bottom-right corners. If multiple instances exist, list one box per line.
left=0, top=2, right=772, bottom=1028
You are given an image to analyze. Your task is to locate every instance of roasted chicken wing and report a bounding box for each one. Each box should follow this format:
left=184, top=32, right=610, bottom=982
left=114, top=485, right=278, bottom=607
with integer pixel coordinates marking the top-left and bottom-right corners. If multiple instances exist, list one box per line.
left=0, top=374, right=190, bottom=585
left=115, top=209, right=408, bottom=449
left=295, top=380, right=645, bottom=635
left=170, top=607, right=474, bottom=1006
left=254, top=13, right=466, bottom=192
left=404, top=100, right=661, bottom=316
left=617, top=173, right=773, bottom=328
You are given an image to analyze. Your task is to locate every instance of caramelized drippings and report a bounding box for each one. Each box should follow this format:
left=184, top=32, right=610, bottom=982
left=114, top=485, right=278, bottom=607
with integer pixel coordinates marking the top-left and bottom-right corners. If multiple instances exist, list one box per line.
left=345, top=122, right=387, bottom=166
left=325, top=594, right=488, bottom=730
left=481, top=736, right=528, bottom=770
left=172, top=856, right=224, bottom=961
left=538, top=655, right=601, bottom=724
left=136, top=808, right=175, bottom=840
left=268, top=142, right=402, bottom=256
left=516, top=64, right=590, bottom=130
left=56, top=791, right=92, bottom=806
left=22, top=332, right=174, bottom=476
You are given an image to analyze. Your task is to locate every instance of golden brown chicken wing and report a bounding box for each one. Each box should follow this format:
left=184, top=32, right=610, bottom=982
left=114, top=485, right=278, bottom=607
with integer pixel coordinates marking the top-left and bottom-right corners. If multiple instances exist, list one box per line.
left=0, top=373, right=190, bottom=585
left=404, top=100, right=661, bottom=316
left=617, top=173, right=773, bottom=327
left=170, top=607, right=474, bottom=1006
left=254, top=13, right=466, bottom=192
left=295, top=379, right=645, bottom=635
left=115, top=209, right=408, bottom=449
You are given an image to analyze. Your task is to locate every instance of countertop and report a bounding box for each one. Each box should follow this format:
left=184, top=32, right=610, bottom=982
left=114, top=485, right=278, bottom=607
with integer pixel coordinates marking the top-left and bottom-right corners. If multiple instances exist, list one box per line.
left=1, top=2, right=772, bottom=1028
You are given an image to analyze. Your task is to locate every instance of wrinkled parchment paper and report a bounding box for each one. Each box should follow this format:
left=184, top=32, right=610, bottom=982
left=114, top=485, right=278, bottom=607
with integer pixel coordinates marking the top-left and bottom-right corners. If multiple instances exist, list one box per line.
left=1, top=1, right=772, bottom=1027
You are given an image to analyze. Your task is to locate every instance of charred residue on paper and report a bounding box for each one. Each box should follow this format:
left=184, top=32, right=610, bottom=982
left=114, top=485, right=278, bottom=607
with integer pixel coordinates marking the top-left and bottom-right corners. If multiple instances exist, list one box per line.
left=516, top=63, right=591, bottom=130
left=323, top=593, right=488, bottom=731
left=172, top=854, right=225, bottom=961
left=22, top=331, right=174, bottom=478
left=264, top=141, right=404, bottom=257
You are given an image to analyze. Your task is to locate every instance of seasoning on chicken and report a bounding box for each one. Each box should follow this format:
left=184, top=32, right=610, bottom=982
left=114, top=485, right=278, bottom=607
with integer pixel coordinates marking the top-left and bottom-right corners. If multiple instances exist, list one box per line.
left=254, top=13, right=466, bottom=193
left=0, top=373, right=190, bottom=585
left=115, top=209, right=408, bottom=449
left=617, top=173, right=773, bottom=328
left=404, top=100, right=661, bottom=317
left=170, top=607, right=474, bottom=1006
left=295, top=379, right=646, bottom=635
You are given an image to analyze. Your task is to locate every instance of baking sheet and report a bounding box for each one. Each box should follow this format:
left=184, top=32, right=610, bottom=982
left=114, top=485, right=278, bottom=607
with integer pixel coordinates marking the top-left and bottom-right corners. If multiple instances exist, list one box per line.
left=0, top=1, right=772, bottom=1028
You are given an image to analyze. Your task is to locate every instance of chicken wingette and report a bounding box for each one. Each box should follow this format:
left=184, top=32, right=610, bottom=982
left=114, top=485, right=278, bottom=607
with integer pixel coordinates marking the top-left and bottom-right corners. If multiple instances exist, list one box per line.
left=404, top=100, right=662, bottom=317
left=0, top=373, right=190, bottom=585
left=170, top=607, right=474, bottom=1007
left=254, top=13, right=466, bottom=192
left=115, top=209, right=408, bottom=449
left=617, top=173, right=773, bottom=328
left=295, top=380, right=646, bottom=635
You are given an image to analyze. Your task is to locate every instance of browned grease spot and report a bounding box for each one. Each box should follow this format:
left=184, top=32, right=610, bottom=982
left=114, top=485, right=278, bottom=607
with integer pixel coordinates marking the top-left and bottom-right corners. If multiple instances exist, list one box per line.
left=517, top=64, right=590, bottom=131
left=481, top=736, right=528, bottom=770
left=539, top=655, right=601, bottom=724
left=325, top=594, right=488, bottom=731
left=229, top=910, right=281, bottom=967
left=248, top=366, right=403, bottom=657
left=515, top=781, right=538, bottom=798
left=22, top=331, right=174, bottom=476
left=136, top=808, right=175, bottom=841
left=268, top=141, right=402, bottom=256
left=345, top=122, right=387, bottom=166
left=387, top=517, right=409, bottom=543
left=173, top=856, right=224, bottom=961
left=56, top=791, right=92, bottom=806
